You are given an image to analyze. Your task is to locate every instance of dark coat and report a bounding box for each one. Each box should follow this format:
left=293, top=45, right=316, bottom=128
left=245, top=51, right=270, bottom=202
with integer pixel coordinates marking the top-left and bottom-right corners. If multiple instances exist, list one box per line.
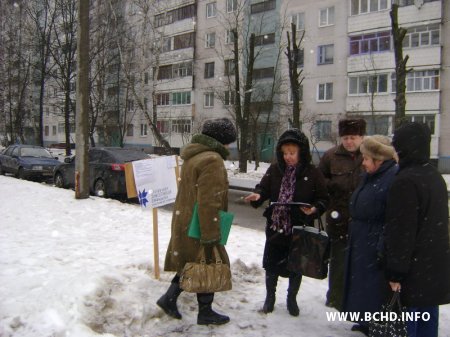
left=251, top=129, right=329, bottom=276
left=384, top=122, right=450, bottom=307
left=343, top=159, right=398, bottom=315
left=164, top=134, right=230, bottom=273
left=319, top=144, right=364, bottom=240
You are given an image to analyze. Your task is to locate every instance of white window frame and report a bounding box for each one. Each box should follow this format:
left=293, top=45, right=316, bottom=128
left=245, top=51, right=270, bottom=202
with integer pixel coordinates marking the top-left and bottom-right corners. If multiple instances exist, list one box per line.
left=318, top=44, right=334, bottom=65
left=317, top=83, right=333, bottom=101
left=224, top=91, right=236, bottom=106
left=204, top=92, right=215, bottom=107
left=226, top=30, right=235, bottom=44
left=348, top=74, right=388, bottom=95
left=319, top=6, right=334, bottom=27
left=172, top=91, right=192, bottom=105
left=402, top=24, right=440, bottom=49
left=288, top=85, right=303, bottom=103
left=291, top=12, right=305, bottom=30
left=205, top=32, right=216, bottom=48
left=351, top=0, right=388, bottom=16
left=315, top=121, right=332, bottom=141
left=140, top=123, right=148, bottom=137
left=226, top=0, right=237, bottom=12
left=392, top=70, right=440, bottom=92
left=206, top=2, right=216, bottom=18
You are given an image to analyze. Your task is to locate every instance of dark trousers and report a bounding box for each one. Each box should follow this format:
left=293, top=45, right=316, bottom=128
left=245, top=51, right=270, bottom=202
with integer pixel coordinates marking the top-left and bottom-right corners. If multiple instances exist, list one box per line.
left=407, top=306, right=439, bottom=337
left=326, top=238, right=347, bottom=311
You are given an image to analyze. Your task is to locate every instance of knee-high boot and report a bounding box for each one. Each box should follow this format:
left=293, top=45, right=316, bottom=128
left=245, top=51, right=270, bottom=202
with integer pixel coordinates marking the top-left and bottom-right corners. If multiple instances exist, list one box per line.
left=287, top=273, right=302, bottom=316
left=197, top=293, right=230, bottom=325
left=262, top=272, right=278, bottom=313
left=156, top=275, right=183, bottom=319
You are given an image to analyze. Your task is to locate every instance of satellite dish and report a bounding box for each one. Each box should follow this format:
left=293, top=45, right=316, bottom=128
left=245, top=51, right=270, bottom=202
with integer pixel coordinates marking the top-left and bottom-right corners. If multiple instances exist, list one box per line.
left=414, top=0, right=424, bottom=9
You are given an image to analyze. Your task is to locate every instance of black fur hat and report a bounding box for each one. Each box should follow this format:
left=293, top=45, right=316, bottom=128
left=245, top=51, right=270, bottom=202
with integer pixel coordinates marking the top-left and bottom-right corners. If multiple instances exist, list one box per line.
left=202, top=118, right=237, bottom=145
left=338, top=119, right=366, bottom=136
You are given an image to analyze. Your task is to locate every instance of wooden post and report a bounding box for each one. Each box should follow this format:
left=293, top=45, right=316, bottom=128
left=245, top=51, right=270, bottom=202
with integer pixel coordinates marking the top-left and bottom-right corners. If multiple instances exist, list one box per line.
left=152, top=208, right=160, bottom=279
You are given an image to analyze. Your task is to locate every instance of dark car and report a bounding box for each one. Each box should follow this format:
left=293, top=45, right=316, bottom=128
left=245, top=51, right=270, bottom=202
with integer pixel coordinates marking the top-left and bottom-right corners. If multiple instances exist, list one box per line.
left=53, top=147, right=150, bottom=198
left=0, top=145, right=60, bottom=180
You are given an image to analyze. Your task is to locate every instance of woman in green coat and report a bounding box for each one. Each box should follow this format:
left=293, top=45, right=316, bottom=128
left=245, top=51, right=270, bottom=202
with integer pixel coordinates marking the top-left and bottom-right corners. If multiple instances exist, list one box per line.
left=157, top=118, right=237, bottom=326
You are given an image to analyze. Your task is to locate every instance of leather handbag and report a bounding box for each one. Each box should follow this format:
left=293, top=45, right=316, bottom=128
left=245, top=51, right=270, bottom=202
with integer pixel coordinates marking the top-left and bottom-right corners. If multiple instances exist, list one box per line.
left=287, top=217, right=330, bottom=279
left=180, top=246, right=232, bottom=293
left=368, top=291, right=408, bottom=337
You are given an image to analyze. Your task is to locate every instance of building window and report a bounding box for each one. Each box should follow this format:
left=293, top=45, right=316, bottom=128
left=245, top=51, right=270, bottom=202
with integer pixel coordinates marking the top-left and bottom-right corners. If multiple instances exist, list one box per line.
left=173, top=61, right=193, bottom=78
left=205, top=32, right=216, bottom=48
left=318, top=83, right=333, bottom=101
left=45, top=125, right=49, bottom=136
left=154, top=4, right=196, bottom=27
left=315, top=121, right=332, bottom=140
left=224, top=59, right=236, bottom=76
left=173, top=32, right=195, bottom=50
left=204, top=62, right=215, bottom=79
left=204, top=92, right=215, bottom=107
left=127, top=124, right=134, bottom=137
left=289, top=85, right=303, bottom=102
left=291, top=12, right=305, bottom=30
left=127, top=99, right=134, bottom=112
left=349, top=31, right=391, bottom=55
left=206, top=2, right=216, bottom=18
left=157, top=120, right=170, bottom=133
left=156, top=93, right=170, bottom=106
left=52, top=126, right=57, bottom=136
left=172, top=91, right=191, bottom=105
left=363, top=116, right=390, bottom=135
left=144, top=72, right=149, bottom=84
left=251, top=0, right=276, bottom=14
left=351, top=0, right=388, bottom=16
left=140, top=124, right=148, bottom=136
left=227, top=0, right=237, bottom=12
left=224, top=91, right=236, bottom=106
left=318, top=44, right=334, bottom=65
left=398, top=0, right=439, bottom=6
left=405, top=115, right=435, bottom=134
left=402, top=24, right=440, bottom=49
left=349, top=74, right=388, bottom=95
left=255, top=33, right=275, bottom=46
left=254, top=67, right=275, bottom=80
left=319, top=6, right=334, bottom=27
left=158, top=65, right=173, bottom=80
left=392, top=70, right=439, bottom=92
left=172, top=119, right=191, bottom=133
left=226, top=30, right=235, bottom=44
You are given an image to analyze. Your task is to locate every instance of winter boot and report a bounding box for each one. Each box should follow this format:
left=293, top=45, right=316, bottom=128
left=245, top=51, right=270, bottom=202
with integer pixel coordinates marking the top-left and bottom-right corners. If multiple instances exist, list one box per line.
left=197, top=293, right=230, bottom=325
left=156, top=278, right=183, bottom=319
left=287, top=273, right=302, bottom=316
left=262, top=272, right=278, bottom=313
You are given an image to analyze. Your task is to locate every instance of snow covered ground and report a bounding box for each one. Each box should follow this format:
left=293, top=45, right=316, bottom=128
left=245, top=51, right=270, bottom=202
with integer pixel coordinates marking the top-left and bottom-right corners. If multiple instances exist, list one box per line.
left=0, top=164, right=449, bottom=337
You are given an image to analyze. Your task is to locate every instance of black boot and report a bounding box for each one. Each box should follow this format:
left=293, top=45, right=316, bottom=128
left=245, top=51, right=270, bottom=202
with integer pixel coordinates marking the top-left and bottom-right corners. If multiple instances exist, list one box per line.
left=156, top=277, right=183, bottom=319
left=197, top=293, right=230, bottom=325
left=262, top=272, right=278, bottom=313
left=287, top=273, right=302, bottom=316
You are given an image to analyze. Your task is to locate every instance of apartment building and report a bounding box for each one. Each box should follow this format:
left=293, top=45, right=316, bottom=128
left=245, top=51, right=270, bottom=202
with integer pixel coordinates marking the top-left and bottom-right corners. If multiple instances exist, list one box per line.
left=33, top=0, right=450, bottom=168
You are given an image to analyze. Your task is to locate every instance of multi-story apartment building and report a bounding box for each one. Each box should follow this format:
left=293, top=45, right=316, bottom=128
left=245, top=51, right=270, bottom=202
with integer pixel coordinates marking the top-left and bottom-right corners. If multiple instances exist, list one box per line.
left=9, top=0, right=448, bottom=169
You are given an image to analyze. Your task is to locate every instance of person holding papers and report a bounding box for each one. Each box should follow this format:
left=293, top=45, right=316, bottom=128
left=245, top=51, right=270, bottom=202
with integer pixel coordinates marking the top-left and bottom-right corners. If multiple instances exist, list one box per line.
left=157, top=118, right=237, bottom=326
left=244, top=128, right=328, bottom=316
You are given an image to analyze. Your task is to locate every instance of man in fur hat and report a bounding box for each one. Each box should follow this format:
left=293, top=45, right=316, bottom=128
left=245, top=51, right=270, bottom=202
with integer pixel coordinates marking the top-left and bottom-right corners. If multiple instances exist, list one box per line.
left=318, top=118, right=366, bottom=311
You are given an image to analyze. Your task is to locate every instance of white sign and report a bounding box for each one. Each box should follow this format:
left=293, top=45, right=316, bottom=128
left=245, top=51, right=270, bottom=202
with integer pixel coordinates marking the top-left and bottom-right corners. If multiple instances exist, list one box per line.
left=132, top=155, right=177, bottom=209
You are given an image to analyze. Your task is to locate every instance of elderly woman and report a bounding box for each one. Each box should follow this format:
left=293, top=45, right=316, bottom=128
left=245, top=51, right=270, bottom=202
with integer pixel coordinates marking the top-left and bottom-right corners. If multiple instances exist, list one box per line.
left=342, top=135, right=398, bottom=336
left=245, top=129, right=328, bottom=316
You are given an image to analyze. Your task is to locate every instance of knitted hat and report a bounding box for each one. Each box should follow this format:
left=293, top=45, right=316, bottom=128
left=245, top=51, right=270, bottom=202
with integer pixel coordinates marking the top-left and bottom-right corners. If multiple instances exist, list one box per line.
left=201, top=118, right=237, bottom=145
left=360, top=135, right=396, bottom=161
left=338, top=119, right=366, bottom=136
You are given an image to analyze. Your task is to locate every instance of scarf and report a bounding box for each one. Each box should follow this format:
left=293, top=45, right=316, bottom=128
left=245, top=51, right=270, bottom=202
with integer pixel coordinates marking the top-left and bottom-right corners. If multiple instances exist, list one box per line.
left=271, top=165, right=297, bottom=235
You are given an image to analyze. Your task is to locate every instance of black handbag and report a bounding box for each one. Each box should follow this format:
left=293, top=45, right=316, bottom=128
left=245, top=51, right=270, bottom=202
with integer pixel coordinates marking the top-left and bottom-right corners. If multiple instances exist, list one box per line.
left=368, top=291, right=408, bottom=337
left=287, top=216, right=330, bottom=279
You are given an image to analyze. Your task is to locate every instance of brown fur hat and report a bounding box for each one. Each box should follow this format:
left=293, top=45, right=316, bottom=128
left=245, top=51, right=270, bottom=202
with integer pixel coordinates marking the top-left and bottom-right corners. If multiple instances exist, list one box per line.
left=360, top=135, right=396, bottom=161
left=338, top=119, right=366, bottom=136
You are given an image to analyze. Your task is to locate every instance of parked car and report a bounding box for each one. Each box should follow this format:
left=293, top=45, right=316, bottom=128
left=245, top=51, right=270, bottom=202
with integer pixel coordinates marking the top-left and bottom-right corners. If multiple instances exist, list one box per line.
left=0, top=145, right=60, bottom=180
left=53, top=147, right=150, bottom=198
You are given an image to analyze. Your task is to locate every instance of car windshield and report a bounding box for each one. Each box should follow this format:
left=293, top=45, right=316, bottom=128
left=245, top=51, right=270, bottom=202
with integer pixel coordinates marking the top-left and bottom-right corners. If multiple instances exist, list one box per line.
left=20, top=147, right=53, bottom=158
left=109, top=149, right=149, bottom=162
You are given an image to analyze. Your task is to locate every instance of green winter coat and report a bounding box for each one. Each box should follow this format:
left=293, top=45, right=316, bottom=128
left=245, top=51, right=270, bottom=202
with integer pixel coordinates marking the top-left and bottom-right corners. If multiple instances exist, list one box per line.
left=164, top=134, right=231, bottom=273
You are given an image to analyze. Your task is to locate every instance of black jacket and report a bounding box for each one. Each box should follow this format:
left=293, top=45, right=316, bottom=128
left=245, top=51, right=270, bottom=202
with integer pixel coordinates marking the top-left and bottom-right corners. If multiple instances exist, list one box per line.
left=384, top=123, right=450, bottom=306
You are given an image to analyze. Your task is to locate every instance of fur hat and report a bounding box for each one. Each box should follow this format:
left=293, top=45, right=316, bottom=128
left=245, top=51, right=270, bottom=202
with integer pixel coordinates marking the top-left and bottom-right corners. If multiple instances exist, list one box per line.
left=201, top=118, right=237, bottom=145
left=338, top=119, right=366, bottom=137
left=360, top=135, right=396, bottom=161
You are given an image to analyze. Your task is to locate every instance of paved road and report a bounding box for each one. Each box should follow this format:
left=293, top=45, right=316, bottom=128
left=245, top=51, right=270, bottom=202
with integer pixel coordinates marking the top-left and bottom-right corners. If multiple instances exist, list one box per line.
left=227, top=189, right=266, bottom=232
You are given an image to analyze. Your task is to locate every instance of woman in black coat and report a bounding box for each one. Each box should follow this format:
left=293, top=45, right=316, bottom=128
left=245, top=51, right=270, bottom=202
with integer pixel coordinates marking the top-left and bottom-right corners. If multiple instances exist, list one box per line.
left=244, top=129, right=328, bottom=316
left=384, top=122, right=450, bottom=337
left=342, top=135, right=398, bottom=336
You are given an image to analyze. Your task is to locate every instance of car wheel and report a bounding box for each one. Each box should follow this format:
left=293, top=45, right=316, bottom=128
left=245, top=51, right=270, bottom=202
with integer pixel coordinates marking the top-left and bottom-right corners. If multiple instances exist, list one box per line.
left=94, top=179, right=107, bottom=197
left=54, top=172, right=65, bottom=188
left=17, top=167, right=25, bottom=179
